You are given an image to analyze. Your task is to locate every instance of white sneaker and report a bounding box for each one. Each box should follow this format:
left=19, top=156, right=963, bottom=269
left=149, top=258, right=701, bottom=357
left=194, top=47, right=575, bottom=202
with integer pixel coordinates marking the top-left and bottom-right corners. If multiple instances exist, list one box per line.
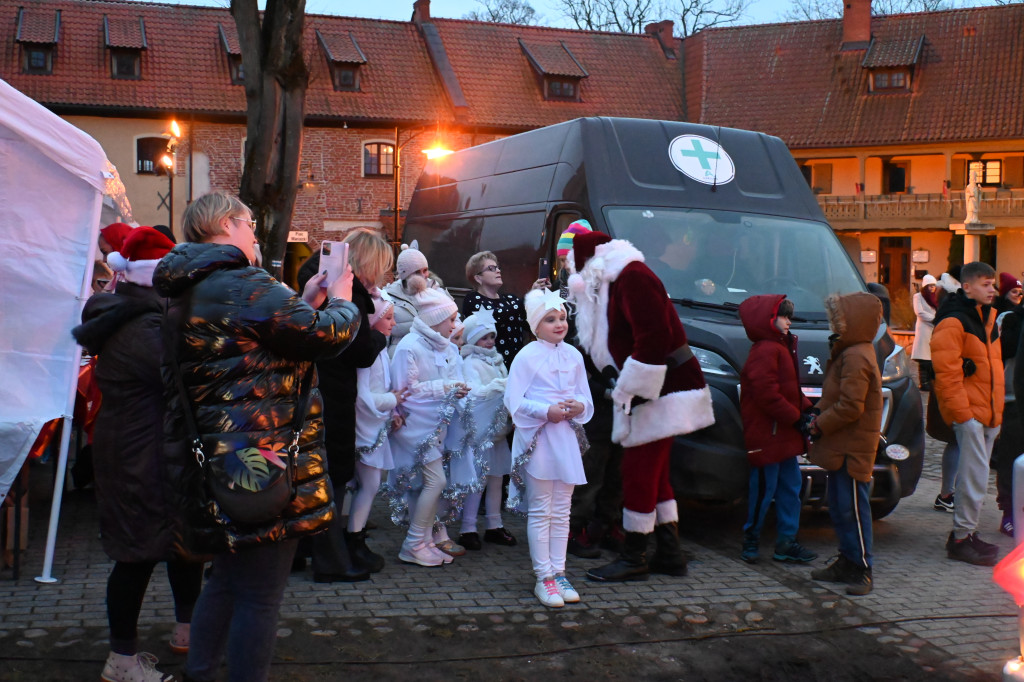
left=101, top=651, right=175, bottom=682
left=554, top=574, right=580, bottom=603
left=534, top=577, right=565, bottom=608
left=169, top=622, right=190, bottom=654
left=399, top=542, right=444, bottom=567
left=427, top=542, right=454, bottom=564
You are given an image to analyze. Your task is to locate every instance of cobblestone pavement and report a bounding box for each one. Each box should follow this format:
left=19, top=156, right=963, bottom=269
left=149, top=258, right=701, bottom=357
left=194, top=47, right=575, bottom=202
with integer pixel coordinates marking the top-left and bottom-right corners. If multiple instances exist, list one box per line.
left=0, top=429, right=1018, bottom=680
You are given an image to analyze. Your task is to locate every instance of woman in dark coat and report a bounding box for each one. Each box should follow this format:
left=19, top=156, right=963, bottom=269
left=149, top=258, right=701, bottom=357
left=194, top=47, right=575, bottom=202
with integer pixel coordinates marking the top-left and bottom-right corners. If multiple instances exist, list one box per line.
left=154, top=192, right=360, bottom=682
left=298, top=228, right=392, bottom=581
left=73, top=227, right=204, bottom=682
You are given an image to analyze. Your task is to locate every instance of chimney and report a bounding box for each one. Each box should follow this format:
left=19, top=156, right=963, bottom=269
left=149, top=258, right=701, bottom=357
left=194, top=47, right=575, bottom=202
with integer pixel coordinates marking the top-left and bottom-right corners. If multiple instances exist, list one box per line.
left=841, top=0, right=872, bottom=50
left=412, top=0, right=430, bottom=24
left=644, top=20, right=677, bottom=59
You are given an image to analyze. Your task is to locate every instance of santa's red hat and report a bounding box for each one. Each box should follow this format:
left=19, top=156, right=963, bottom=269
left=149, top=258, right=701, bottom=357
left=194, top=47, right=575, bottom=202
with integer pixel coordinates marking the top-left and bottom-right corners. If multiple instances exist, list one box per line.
left=100, top=222, right=133, bottom=252
left=107, top=226, right=175, bottom=287
left=571, top=231, right=612, bottom=273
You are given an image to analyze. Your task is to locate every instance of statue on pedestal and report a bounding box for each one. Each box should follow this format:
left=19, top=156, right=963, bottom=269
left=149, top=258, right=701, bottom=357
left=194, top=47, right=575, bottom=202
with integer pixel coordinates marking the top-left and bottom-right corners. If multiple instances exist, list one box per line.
left=965, top=162, right=982, bottom=224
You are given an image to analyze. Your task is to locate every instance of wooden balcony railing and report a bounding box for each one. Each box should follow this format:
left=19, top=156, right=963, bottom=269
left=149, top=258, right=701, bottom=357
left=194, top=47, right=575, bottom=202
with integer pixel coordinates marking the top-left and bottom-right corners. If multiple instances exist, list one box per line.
left=818, top=190, right=1024, bottom=223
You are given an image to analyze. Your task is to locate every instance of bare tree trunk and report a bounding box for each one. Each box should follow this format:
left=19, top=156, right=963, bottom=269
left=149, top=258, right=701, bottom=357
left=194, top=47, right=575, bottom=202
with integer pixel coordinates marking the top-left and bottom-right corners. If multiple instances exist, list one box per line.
left=232, top=0, right=308, bottom=279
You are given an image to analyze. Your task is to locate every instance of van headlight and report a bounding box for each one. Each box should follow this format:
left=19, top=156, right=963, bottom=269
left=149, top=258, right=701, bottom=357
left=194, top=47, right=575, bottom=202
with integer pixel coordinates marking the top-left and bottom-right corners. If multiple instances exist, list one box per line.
left=692, top=346, right=738, bottom=378
left=881, top=345, right=910, bottom=383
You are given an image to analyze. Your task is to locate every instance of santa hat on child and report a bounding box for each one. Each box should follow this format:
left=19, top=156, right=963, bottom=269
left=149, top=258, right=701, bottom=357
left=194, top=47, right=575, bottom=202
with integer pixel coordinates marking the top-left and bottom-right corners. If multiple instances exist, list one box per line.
left=463, top=309, right=498, bottom=346
left=999, top=272, right=1021, bottom=297
left=100, top=222, right=133, bottom=253
left=407, top=274, right=457, bottom=326
left=396, top=240, right=429, bottom=281
left=107, top=226, right=176, bottom=288
left=556, top=219, right=592, bottom=258
left=369, top=294, right=394, bottom=326
left=524, top=288, right=567, bottom=335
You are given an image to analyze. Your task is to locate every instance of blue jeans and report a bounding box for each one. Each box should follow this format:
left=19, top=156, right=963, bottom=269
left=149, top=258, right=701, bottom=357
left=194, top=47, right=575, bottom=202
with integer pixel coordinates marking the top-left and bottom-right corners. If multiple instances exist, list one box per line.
left=743, top=458, right=802, bottom=545
left=185, top=539, right=298, bottom=682
left=826, top=461, right=872, bottom=568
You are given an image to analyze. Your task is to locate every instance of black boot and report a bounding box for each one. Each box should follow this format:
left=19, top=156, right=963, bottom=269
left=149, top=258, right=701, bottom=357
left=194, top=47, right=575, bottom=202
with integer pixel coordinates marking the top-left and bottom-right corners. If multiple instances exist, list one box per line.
left=346, top=529, right=385, bottom=574
left=585, top=531, right=650, bottom=582
left=312, top=521, right=370, bottom=583
left=649, top=522, right=688, bottom=576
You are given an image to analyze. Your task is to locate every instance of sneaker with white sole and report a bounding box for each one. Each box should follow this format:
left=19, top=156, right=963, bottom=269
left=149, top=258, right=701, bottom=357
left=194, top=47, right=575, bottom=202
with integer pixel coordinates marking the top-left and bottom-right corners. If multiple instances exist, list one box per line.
left=553, top=574, right=580, bottom=603
left=534, top=577, right=564, bottom=608
left=169, top=622, right=189, bottom=654
left=933, top=493, right=955, bottom=513
left=398, top=542, right=444, bottom=567
left=101, top=651, right=174, bottom=682
left=427, top=543, right=454, bottom=564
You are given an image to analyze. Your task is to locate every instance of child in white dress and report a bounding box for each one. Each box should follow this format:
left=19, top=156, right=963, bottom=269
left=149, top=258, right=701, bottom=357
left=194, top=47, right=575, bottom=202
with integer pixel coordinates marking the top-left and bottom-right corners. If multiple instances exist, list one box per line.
left=457, top=310, right=517, bottom=550
left=386, top=275, right=470, bottom=567
left=347, top=295, right=406, bottom=573
left=505, top=289, right=593, bottom=607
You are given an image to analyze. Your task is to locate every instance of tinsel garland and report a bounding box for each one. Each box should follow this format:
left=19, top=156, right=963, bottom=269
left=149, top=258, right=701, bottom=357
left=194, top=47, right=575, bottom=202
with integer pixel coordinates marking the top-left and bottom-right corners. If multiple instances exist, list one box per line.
left=345, top=423, right=391, bottom=494
left=437, top=395, right=511, bottom=525
left=506, top=419, right=589, bottom=516
left=379, top=387, right=460, bottom=527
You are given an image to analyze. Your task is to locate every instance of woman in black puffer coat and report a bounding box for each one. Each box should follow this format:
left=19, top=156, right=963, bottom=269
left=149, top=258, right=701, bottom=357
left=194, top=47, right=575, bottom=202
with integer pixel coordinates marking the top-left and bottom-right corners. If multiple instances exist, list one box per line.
left=297, top=228, right=392, bottom=581
left=153, top=192, right=361, bottom=682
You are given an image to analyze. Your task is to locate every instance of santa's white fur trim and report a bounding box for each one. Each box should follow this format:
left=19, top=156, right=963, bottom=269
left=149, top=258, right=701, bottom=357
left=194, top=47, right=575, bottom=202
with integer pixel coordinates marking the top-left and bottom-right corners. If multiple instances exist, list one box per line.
left=617, top=357, right=666, bottom=401
left=123, top=259, right=160, bottom=288
left=613, top=386, right=715, bottom=448
left=571, top=239, right=645, bottom=370
left=107, top=251, right=128, bottom=273
left=622, top=508, right=656, bottom=534
left=655, top=499, right=678, bottom=524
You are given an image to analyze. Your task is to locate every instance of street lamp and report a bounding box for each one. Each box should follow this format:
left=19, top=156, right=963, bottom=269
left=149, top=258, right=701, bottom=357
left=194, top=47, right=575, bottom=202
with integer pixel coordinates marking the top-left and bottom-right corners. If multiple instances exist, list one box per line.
left=392, top=126, right=452, bottom=250
left=160, top=154, right=174, bottom=228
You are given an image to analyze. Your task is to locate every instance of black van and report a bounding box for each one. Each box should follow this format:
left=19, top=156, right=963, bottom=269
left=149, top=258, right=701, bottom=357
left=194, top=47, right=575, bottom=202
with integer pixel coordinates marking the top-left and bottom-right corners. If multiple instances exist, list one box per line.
left=404, top=116, right=925, bottom=518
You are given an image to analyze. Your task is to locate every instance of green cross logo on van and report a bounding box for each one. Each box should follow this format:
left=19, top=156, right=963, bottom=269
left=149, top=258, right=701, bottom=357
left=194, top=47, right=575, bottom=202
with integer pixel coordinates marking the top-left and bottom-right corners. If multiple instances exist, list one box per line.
left=668, top=135, right=736, bottom=186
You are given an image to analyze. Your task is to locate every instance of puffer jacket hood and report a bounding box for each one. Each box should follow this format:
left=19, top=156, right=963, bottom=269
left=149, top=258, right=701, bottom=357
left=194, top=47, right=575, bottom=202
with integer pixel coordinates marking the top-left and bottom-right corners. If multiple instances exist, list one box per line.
left=72, top=285, right=161, bottom=356
left=739, top=294, right=787, bottom=344
left=154, top=242, right=249, bottom=297
left=825, top=291, right=882, bottom=356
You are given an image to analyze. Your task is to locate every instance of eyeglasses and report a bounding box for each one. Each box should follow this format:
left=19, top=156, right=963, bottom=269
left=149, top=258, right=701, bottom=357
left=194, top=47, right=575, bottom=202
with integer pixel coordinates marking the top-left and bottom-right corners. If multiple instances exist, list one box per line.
left=477, top=264, right=500, bottom=275
left=231, top=216, right=257, bottom=229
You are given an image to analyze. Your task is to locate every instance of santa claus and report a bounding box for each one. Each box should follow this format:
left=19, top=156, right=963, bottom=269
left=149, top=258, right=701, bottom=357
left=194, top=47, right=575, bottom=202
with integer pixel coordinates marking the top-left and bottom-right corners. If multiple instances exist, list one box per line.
left=568, top=231, right=715, bottom=581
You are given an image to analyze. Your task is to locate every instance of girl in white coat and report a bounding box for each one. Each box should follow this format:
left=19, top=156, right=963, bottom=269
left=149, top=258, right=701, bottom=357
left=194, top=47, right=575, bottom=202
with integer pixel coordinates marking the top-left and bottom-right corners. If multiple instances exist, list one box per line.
left=505, top=289, right=593, bottom=607
left=386, top=275, right=469, bottom=567
left=457, top=310, right=517, bottom=550
left=347, top=296, right=406, bottom=573
left=911, top=274, right=938, bottom=391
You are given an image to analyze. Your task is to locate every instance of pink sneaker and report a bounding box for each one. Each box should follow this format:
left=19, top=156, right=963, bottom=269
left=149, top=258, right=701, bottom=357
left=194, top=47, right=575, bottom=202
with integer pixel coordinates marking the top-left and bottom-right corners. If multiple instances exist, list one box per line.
left=399, top=542, right=444, bottom=567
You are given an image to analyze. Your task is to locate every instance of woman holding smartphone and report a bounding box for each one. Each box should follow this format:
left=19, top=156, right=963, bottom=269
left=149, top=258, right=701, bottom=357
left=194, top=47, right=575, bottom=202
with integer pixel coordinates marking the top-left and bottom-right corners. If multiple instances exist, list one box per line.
left=462, top=251, right=548, bottom=366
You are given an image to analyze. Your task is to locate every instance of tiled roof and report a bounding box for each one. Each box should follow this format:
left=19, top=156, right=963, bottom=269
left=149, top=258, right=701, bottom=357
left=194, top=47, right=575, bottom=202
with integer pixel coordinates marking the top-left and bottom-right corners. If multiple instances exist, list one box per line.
left=685, top=4, right=1024, bottom=148
left=316, top=30, right=367, bottom=64
left=862, top=35, right=924, bottom=67
left=519, top=39, right=587, bottom=78
left=0, top=1, right=453, bottom=124
left=16, top=7, right=59, bottom=44
left=218, top=23, right=240, bottom=56
left=104, top=15, right=147, bottom=49
left=432, top=18, right=683, bottom=129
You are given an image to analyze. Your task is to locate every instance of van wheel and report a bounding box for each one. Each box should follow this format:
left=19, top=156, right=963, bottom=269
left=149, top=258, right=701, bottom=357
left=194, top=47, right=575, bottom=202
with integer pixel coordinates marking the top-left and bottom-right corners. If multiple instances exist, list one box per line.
left=870, top=501, right=899, bottom=520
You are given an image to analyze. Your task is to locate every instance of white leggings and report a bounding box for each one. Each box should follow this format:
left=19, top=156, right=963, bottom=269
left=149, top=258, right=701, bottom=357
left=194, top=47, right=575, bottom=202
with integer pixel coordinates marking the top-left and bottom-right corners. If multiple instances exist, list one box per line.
left=460, top=475, right=505, bottom=534
left=347, top=462, right=382, bottom=533
left=526, top=473, right=574, bottom=580
left=405, top=458, right=447, bottom=546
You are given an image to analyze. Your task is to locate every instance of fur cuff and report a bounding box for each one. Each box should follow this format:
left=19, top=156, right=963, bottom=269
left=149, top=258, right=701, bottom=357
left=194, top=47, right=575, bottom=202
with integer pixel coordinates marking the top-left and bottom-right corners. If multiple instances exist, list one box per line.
left=618, top=386, right=715, bottom=448
left=655, top=499, right=678, bottom=524
left=617, top=357, right=667, bottom=401
left=622, top=508, right=657, bottom=534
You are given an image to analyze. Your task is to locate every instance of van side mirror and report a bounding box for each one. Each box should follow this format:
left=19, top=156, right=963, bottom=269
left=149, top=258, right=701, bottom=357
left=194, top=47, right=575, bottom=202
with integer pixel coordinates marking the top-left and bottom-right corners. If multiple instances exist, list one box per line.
left=866, top=282, right=891, bottom=325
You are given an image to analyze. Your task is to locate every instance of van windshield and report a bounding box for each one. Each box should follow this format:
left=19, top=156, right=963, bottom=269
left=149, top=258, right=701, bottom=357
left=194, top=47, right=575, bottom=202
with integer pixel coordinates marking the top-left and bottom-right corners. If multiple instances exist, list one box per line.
left=604, top=207, right=865, bottom=320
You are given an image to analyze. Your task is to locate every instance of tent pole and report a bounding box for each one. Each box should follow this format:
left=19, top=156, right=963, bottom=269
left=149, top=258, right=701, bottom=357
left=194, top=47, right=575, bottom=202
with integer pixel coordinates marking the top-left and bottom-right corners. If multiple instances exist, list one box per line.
left=34, top=411, right=75, bottom=584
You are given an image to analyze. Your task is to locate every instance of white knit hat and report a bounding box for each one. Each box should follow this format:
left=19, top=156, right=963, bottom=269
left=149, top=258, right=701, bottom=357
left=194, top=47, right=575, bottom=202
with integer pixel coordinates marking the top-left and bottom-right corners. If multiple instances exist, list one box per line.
left=463, top=309, right=497, bottom=346
left=525, top=288, right=567, bottom=335
left=921, top=274, right=937, bottom=287
left=369, top=293, right=394, bottom=326
left=396, top=240, right=429, bottom=281
left=408, top=275, right=457, bottom=326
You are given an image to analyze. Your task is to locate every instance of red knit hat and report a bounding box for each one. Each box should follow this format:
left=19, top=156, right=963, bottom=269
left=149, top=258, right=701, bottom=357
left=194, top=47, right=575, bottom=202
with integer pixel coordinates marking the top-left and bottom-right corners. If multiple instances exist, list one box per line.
left=999, top=272, right=1022, bottom=297
left=100, top=222, right=133, bottom=252
left=572, top=231, right=612, bottom=273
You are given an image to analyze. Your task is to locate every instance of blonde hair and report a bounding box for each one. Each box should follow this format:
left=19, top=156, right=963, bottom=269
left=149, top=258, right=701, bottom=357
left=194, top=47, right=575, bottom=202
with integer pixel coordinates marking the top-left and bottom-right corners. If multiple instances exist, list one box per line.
left=343, top=228, right=393, bottom=288
left=182, top=191, right=249, bottom=243
left=465, top=251, right=497, bottom=286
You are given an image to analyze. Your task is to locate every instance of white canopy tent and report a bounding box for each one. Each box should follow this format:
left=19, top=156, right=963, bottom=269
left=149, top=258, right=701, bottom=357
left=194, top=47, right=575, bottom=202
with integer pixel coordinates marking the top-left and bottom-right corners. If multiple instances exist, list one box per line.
left=0, top=78, right=132, bottom=582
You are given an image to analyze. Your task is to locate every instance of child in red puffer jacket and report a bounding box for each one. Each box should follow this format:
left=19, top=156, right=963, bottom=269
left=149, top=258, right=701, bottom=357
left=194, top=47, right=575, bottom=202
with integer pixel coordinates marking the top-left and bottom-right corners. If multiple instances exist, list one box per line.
left=738, top=295, right=818, bottom=565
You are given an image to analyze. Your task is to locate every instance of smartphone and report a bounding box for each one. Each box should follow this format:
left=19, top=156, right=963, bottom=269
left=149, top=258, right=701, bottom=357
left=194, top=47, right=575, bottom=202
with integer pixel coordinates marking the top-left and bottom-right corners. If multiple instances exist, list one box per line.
left=538, top=257, right=549, bottom=282
left=320, top=240, right=349, bottom=288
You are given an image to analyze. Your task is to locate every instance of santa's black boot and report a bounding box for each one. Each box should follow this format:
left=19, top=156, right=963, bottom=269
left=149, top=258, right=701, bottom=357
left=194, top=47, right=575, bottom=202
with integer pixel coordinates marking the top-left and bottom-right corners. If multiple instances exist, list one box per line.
left=585, top=531, right=650, bottom=582
left=649, top=522, right=688, bottom=576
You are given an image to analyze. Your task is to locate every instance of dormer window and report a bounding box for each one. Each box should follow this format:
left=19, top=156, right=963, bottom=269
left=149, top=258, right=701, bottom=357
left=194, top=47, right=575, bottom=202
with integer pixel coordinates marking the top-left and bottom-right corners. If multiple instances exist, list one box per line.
left=317, top=30, right=366, bottom=93
left=519, top=39, right=587, bottom=102
left=862, top=35, right=923, bottom=94
left=104, top=16, right=147, bottom=80
left=218, top=23, right=244, bottom=85
left=16, top=8, right=60, bottom=75
left=870, top=68, right=910, bottom=92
